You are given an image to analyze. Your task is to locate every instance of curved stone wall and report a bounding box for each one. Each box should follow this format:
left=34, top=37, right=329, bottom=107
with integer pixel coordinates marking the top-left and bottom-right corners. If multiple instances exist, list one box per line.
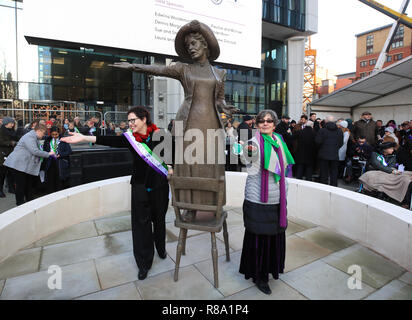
left=0, top=173, right=411, bottom=272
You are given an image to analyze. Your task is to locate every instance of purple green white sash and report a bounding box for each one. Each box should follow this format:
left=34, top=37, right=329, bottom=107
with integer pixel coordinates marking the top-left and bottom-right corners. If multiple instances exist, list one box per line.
left=123, top=130, right=168, bottom=177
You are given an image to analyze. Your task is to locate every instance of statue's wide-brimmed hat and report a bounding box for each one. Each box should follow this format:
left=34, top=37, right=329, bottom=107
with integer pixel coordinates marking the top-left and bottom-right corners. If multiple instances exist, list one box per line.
left=175, top=20, right=220, bottom=61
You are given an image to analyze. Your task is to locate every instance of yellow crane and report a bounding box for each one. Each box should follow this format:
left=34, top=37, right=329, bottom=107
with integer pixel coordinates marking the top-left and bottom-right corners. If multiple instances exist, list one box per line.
left=359, top=0, right=410, bottom=72
left=302, top=37, right=317, bottom=113
left=359, top=0, right=412, bottom=28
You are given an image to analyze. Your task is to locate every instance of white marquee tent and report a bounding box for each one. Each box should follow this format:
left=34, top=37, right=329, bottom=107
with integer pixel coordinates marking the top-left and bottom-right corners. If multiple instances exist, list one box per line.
left=309, top=55, right=412, bottom=123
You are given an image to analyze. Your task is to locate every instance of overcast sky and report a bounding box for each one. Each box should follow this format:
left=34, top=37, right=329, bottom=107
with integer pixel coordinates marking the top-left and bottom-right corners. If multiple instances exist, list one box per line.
left=311, top=0, right=412, bottom=76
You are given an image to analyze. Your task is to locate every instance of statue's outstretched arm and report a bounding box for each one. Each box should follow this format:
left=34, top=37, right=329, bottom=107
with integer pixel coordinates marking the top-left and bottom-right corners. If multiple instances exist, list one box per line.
left=109, top=62, right=182, bottom=80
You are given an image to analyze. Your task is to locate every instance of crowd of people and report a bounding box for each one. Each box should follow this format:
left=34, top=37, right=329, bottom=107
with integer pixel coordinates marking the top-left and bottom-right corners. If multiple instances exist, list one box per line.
left=225, top=111, right=412, bottom=209
left=1, top=111, right=411, bottom=209
left=0, top=114, right=132, bottom=205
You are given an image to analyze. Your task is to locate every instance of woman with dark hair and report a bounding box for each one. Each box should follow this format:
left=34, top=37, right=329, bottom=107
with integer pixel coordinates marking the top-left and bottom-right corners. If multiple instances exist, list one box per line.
left=62, top=106, right=172, bottom=280
left=385, top=119, right=397, bottom=130
left=41, top=126, right=72, bottom=193
left=237, top=109, right=294, bottom=294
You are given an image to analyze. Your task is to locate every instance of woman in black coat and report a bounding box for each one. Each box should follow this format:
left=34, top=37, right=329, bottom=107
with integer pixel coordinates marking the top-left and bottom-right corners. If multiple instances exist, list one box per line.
left=293, top=122, right=316, bottom=181
left=62, top=106, right=172, bottom=281
left=41, top=126, right=72, bottom=193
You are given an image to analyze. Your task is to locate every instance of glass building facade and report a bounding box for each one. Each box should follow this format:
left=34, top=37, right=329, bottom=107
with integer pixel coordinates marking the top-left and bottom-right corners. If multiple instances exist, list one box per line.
left=262, top=0, right=306, bottom=31
left=1, top=0, right=304, bottom=119
left=225, top=38, right=287, bottom=118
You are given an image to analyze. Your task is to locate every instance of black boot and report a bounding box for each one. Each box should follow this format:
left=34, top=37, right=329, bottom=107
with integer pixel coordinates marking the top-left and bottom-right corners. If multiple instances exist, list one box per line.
left=157, top=249, right=167, bottom=259
left=8, top=185, right=15, bottom=194
left=256, top=281, right=272, bottom=295
left=138, top=268, right=149, bottom=280
left=0, top=190, right=6, bottom=198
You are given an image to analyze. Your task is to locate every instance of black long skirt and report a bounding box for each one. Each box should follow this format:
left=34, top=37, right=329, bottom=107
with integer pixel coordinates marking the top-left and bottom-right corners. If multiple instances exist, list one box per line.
left=239, top=229, right=286, bottom=283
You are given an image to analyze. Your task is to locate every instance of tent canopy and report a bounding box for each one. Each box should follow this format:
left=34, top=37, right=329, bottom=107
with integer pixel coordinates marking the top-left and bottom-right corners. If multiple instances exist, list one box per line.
left=310, top=55, right=412, bottom=109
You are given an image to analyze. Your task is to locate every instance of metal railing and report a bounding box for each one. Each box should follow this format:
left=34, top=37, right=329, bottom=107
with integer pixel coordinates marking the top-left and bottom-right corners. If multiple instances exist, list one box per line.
left=0, top=107, right=103, bottom=128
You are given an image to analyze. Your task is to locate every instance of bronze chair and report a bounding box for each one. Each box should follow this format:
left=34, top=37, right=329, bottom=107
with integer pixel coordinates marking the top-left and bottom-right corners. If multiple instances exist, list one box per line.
left=169, top=175, right=230, bottom=288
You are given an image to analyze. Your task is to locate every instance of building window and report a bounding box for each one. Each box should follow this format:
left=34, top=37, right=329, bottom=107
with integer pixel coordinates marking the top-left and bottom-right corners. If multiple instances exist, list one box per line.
left=262, top=0, right=305, bottom=31
left=369, top=59, right=376, bottom=66
left=366, top=35, right=374, bottom=54
left=360, top=72, right=367, bottom=78
left=393, top=53, right=403, bottom=61
left=386, top=55, right=392, bottom=62
left=360, top=61, right=367, bottom=67
left=391, top=25, right=404, bottom=48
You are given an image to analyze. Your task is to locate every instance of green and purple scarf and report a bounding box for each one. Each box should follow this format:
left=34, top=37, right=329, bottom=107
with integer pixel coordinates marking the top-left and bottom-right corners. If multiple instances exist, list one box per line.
left=258, top=132, right=294, bottom=228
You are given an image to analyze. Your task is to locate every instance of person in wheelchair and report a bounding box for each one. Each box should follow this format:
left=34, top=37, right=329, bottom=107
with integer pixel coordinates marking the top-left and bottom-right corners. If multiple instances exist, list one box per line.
left=344, top=136, right=373, bottom=183
left=359, top=141, right=412, bottom=210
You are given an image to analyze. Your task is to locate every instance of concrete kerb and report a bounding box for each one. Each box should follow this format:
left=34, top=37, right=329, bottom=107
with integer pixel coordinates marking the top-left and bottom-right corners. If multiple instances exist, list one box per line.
left=0, top=173, right=411, bottom=272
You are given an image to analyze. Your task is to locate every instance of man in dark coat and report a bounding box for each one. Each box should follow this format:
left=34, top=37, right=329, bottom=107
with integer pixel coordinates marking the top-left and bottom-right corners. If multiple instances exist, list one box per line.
left=315, top=116, right=344, bottom=186
left=310, top=113, right=320, bottom=133
left=294, top=121, right=316, bottom=181
left=275, top=115, right=292, bottom=150
left=353, top=111, right=378, bottom=147
left=0, top=117, right=18, bottom=197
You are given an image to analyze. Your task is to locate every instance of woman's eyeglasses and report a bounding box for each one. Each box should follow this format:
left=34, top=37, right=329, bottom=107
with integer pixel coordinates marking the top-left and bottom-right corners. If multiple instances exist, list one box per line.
left=127, top=118, right=139, bottom=124
left=257, top=119, right=274, bottom=124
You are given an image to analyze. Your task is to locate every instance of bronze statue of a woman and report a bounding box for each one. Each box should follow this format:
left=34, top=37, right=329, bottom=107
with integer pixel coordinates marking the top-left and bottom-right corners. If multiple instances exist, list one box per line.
left=111, top=20, right=236, bottom=209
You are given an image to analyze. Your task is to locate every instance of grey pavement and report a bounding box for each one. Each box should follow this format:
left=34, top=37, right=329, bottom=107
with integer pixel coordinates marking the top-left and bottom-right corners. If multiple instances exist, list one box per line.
left=0, top=206, right=411, bottom=300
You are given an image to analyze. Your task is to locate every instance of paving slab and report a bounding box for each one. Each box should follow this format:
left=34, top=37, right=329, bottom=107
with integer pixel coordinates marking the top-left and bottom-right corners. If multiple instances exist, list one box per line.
left=224, top=206, right=242, bottom=215
left=0, top=191, right=16, bottom=214
left=94, top=251, right=138, bottom=290
left=398, top=272, right=412, bottom=285
left=95, top=251, right=175, bottom=290
left=100, top=231, right=134, bottom=256
left=34, top=221, right=98, bottom=247
left=0, top=260, right=100, bottom=300
left=295, top=226, right=356, bottom=252
left=365, top=280, right=412, bottom=300
left=94, top=211, right=131, bottom=220
left=284, top=235, right=332, bottom=272
left=75, top=282, right=141, bottom=300
left=40, top=231, right=133, bottom=270
left=225, top=279, right=307, bottom=300
left=286, top=221, right=307, bottom=237
left=216, top=226, right=244, bottom=251
left=0, top=247, right=41, bottom=280
left=195, top=251, right=253, bottom=297
left=322, top=244, right=405, bottom=289
left=288, top=217, right=317, bottom=229
left=166, top=222, right=206, bottom=239
left=94, top=215, right=131, bottom=235
left=136, top=265, right=224, bottom=300
left=166, top=233, right=232, bottom=268
left=225, top=210, right=244, bottom=227
left=281, top=260, right=376, bottom=300
left=165, top=207, right=176, bottom=224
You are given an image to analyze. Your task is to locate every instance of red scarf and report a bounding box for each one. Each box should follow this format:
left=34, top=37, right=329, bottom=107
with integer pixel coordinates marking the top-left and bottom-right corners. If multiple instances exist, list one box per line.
left=132, top=123, right=159, bottom=142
